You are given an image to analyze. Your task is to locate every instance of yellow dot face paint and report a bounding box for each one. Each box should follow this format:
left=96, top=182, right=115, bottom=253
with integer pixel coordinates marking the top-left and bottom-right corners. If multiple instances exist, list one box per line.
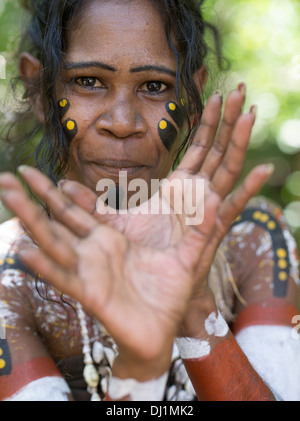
left=159, top=120, right=167, bottom=130
left=66, top=120, right=75, bottom=131
left=58, top=98, right=70, bottom=118
left=59, top=99, right=68, bottom=108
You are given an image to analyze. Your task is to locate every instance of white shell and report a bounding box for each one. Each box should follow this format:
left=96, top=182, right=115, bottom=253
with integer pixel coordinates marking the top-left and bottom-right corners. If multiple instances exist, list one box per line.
left=82, top=344, right=91, bottom=355
left=104, top=347, right=116, bottom=367
left=92, top=341, right=104, bottom=364
left=91, top=392, right=101, bottom=401
left=100, top=376, right=108, bottom=394
left=83, top=364, right=99, bottom=388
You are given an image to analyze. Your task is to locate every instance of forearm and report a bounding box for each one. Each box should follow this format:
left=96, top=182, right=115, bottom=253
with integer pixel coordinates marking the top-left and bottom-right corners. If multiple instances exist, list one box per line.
left=105, top=343, right=173, bottom=401
left=176, top=292, right=275, bottom=401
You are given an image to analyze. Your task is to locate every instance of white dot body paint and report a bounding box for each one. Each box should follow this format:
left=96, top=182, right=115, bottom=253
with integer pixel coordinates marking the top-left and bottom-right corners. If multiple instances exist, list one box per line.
left=174, top=337, right=211, bottom=359
left=108, top=372, right=169, bottom=401
left=5, top=376, right=71, bottom=401
left=204, top=310, right=229, bottom=337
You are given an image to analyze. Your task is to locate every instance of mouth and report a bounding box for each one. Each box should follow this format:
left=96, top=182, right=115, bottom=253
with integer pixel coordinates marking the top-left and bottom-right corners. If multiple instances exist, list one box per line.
left=91, top=159, right=145, bottom=176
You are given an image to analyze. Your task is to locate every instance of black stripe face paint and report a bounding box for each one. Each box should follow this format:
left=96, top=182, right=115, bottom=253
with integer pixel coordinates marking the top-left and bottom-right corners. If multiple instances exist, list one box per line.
left=158, top=100, right=185, bottom=151
left=58, top=99, right=78, bottom=143
left=0, top=339, right=12, bottom=376
left=165, top=101, right=185, bottom=130
left=62, top=118, right=78, bottom=143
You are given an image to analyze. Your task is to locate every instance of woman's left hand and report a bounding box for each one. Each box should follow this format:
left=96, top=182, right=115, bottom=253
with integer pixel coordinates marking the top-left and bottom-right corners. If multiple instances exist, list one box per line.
left=0, top=87, right=273, bottom=369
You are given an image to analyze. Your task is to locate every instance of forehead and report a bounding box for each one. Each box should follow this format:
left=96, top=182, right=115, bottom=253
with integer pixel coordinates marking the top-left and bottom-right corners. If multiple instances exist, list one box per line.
left=66, top=0, right=176, bottom=67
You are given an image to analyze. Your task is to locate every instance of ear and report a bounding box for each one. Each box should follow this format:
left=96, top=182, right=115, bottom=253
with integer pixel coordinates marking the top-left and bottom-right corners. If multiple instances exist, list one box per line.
left=18, top=52, right=44, bottom=122
left=193, top=66, right=207, bottom=94
left=188, top=66, right=207, bottom=125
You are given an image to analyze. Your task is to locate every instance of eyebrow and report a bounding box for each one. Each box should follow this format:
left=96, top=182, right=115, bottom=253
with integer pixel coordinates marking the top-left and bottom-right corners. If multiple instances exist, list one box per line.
left=130, top=65, right=176, bottom=77
left=63, top=61, right=117, bottom=72
left=63, top=61, right=176, bottom=77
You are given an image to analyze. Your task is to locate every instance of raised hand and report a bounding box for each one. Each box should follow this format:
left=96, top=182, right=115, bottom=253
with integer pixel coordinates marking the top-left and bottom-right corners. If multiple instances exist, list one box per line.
left=0, top=86, right=273, bottom=377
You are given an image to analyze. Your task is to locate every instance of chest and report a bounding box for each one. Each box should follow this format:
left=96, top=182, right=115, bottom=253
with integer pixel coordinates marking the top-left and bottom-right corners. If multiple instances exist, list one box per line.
left=30, top=286, right=97, bottom=360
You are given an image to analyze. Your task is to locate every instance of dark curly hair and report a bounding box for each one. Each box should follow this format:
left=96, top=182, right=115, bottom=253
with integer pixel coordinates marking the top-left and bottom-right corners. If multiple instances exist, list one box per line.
left=3, top=0, right=227, bottom=184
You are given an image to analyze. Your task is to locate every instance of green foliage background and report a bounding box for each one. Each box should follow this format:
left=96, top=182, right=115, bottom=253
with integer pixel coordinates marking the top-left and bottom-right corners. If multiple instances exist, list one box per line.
left=0, top=0, right=300, bottom=253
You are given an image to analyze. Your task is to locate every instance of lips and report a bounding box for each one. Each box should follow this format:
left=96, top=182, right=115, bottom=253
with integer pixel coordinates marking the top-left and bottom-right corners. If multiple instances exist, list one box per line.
left=92, top=159, right=145, bottom=176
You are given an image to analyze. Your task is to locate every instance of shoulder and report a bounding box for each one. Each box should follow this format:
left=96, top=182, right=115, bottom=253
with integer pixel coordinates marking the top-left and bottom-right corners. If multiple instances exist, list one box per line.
left=232, top=196, right=286, bottom=229
left=227, top=196, right=296, bottom=258
left=0, top=216, right=35, bottom=271
left=0, top=217, right=36, bottom=299
left=228, top=196, right=298, bottom=275
left=0, top=217, right=25, bottom=255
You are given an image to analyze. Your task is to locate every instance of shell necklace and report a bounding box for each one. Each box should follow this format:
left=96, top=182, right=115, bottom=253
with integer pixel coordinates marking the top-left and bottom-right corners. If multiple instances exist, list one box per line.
left=76, top=302, right=118, bottom=401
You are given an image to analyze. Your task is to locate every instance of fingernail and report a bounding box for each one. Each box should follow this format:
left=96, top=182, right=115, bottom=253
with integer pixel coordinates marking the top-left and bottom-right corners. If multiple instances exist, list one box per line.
left=214, top=90, right=223, bottom=98
left=237, top=82, right=246, bottom=97
left=265, top=163, right=275, bottom=174
left=18, top=165, right=30, bottom=174
left=250, top=105, right=257, bottom=119
left=57, top=179, right=67, bottom=190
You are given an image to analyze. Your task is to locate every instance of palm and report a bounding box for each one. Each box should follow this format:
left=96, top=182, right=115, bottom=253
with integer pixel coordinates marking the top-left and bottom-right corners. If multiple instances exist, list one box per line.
left=72, top=226, right=196, bottom=357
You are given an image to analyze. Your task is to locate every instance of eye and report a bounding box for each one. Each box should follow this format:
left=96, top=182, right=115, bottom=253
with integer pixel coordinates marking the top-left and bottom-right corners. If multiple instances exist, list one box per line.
left=75, top=77, right=104, bottom=89
left=140, top=81, right=169, bottom=94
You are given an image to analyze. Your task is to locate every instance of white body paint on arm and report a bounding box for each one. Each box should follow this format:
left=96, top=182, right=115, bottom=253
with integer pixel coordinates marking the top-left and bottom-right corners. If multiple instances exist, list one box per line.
left=236, top=325, right=300, bottom=401
left=5, top=376, right=71, bottom=401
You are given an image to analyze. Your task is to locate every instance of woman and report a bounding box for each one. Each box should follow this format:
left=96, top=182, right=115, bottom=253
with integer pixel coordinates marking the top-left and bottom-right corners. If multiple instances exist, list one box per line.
left=0, top=0, right=299, bottom=401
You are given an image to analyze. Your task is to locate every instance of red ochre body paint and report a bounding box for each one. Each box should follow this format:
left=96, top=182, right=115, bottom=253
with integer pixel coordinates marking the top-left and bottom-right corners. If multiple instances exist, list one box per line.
left=0, top=356, right=62, bottom=400
left=182, top=335, right=275, bottom=401
left=232, top=298, right=298, bottom=335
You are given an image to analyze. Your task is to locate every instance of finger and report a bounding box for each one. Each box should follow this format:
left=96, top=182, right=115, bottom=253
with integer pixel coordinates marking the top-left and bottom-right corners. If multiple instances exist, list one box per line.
left=18, top=166, right=99, bottom=237
left=176, top=191, right=221, bottom=268
left=59, top=179, right=98, bottom=214
left=210, top=109, right=256, bottom=198
left=0, top=188, right=78, bottom=270
left=176, top=92, right=223, bottom=174
left=218, top=163, right=274, bottom=227
left=20, top=247, right=83, bottom=301
left=200, top=86, right=246, bottom=179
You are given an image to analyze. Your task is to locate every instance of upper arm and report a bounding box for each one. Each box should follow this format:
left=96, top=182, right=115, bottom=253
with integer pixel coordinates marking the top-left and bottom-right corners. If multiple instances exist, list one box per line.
left=0, top=268, right=71, bottom=401
left=226, top=198, right=300, bottom=400
left=227, top=197, right=299, bottom=320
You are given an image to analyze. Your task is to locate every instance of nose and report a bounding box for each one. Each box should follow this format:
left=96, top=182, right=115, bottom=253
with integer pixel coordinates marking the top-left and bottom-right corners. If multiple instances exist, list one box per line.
left=95, top=98, right=147, bottom=139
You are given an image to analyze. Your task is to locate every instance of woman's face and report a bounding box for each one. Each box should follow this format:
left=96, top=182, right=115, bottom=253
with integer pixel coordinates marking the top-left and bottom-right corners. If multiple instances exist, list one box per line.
left=57, top=0, right=187, bottom=194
